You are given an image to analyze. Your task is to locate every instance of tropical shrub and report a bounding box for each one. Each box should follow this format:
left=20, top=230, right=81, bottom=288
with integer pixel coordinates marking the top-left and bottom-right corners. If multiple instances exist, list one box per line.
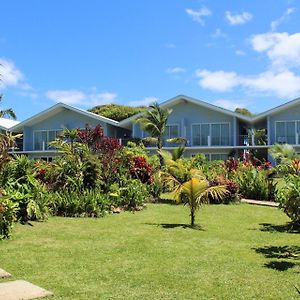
left=119, top=179, right=150, bottom=209
left=0, top=196, right=18, bottom=240
left=51, top=189, right=110, bottom=217
left=275, top=174, right=300, bottom=226
left=233, top=164, right=270, bottom=200
left=129, top=156, right=153, bottom=184
left=5, top=174, right=50, bottom=223
left=209, top=177, right=239, bottom=204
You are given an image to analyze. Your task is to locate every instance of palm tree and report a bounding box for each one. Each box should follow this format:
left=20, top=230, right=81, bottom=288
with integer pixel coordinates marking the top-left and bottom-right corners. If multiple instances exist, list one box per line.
left=136, top=102, right=171, bottom=149
left=160, top=159, right=228, bottom=227
left=0, top=94, right=16, bottom=119
left=270, top=144, right=298, bottom=164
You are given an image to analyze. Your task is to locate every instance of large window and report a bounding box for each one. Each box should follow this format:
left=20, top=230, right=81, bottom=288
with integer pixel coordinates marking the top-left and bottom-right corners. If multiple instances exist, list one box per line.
left=164, top=124, right=179, bottom=140
left=192, top=123, right=230, bottom=146
left=33, top=130, right=62, bottom=150
left=275, top=121, right=300, bottom=144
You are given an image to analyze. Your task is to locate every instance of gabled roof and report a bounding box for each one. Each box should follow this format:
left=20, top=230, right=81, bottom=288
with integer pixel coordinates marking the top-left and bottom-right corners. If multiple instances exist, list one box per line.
left=119, top=94, right=252, bottom=127
left=0, top=118, right=20, bottom=131
left=10, top=102, right=119, bottom=132
left=252, top=97, right=300, bottom=122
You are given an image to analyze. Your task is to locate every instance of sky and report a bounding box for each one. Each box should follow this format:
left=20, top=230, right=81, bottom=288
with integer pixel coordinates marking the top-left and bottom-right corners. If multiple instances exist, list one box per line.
left=1, top=0, right=300, bottom=121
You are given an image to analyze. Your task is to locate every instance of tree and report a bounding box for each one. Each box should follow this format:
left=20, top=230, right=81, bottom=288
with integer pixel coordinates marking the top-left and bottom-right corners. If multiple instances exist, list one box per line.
left=235, top=107, right=254, bottom=117
left=270, top=144, right=298, bottom=164
left=136, top=102, right=171, bottom=161
left=0, top=132, right=22, bottom=171
left=89, top=104, right=147, bottom=121
left=0, top=94, right=16, bottom=119
left=160, top=159, right=228, bottom=227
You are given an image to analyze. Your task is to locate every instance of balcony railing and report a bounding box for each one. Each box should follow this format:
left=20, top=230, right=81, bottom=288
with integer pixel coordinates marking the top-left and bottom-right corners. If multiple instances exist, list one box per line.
left=275, top=135, right=300, bottom=145
left=239, top=134, right=268, bottom=146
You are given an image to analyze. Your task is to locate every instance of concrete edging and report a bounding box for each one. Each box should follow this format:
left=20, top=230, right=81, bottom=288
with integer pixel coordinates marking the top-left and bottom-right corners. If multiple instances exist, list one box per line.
left=241, top=198, right=279, bottom=207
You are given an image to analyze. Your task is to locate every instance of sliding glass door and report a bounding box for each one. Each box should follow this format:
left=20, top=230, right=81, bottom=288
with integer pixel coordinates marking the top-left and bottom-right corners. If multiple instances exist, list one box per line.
left=192, top=123, right=230, bottom=146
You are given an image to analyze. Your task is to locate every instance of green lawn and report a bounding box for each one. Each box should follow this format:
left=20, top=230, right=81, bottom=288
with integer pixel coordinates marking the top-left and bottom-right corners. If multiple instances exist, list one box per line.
left=0, top=203, right=299, bottom=300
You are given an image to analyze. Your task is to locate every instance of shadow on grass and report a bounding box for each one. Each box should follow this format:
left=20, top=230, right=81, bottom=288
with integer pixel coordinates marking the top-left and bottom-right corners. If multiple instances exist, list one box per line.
left=254, top=245, right=300, bottom=271
left=259, top=222, right=300, bottom=234
left=264, top=261, right=296, bottom=271
left=144, top=222, right=205, bottom=231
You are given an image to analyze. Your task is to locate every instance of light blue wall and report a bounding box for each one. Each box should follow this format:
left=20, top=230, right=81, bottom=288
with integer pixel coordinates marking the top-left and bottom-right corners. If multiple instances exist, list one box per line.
left=132, top=101, right=235, bottom=146
left=23, top=108, right=119, bottom=151
left=268, top=105, right=300, bottom=144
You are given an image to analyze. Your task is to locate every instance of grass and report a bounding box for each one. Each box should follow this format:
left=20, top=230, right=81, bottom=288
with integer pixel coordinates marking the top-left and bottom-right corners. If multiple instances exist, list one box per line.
left=0, top=203, right=299, bottom=299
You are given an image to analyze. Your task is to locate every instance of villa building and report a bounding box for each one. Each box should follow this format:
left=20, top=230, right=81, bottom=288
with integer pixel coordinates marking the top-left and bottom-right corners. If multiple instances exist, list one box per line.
left=5, top=95, right=300, bottom=163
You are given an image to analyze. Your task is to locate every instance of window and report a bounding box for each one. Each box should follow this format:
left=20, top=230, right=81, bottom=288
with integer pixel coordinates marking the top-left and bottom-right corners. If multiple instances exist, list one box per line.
left=164, top=124, right=179, bottom=139
left=33, top=130, right=62, bottom=150
left=275, top=121, right=300, bottom=144
left=192, top=123, right=230, bottom=146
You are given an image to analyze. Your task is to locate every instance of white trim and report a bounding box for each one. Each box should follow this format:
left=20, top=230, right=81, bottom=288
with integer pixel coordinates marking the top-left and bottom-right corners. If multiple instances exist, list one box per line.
left=119, top=94, right=251, bottom=127
left=253, top=97, right=300, bottom=122
left=10, top=102, right=119, bottom=132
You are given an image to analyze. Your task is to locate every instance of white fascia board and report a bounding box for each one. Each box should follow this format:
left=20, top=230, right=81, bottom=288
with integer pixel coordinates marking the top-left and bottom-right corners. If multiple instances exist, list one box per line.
left=10, top=102, right=119, bottom=132
left=119, top=94, right=252, bottom=128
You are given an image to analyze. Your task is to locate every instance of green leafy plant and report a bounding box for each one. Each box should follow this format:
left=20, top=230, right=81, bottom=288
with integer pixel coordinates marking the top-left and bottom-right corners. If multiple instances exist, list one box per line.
left=160, top=159, right=228, bottom=227
left=275, top=174, right=300, bottom=227
left=0, top=196, right=18, bottom=240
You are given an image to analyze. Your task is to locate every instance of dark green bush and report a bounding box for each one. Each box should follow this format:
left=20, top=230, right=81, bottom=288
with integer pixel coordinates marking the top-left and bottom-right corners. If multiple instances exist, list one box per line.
left=275, top=174, right=300, bottom=226
left=0, top=197, right=18, bottom=240
left=51, top=189, right=110, bottom=217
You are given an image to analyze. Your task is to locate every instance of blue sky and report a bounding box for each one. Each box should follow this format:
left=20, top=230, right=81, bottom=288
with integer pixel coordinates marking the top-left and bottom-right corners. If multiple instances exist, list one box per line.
left=1, top=0, right=300, bottom=121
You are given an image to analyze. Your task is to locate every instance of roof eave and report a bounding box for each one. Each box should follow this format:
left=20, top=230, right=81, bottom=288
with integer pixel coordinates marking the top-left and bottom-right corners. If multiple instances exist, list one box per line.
left=119, top=94, right=252, bottom=127
left=10, top=102, right=119, bottom=131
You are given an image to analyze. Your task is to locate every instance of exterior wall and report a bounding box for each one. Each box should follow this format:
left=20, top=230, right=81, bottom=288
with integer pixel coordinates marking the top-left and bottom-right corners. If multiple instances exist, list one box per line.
left=132, top=101, right=235, bottom=146
left=268, top=104, right=300, bottom=144
left=23, top=108, right=112, bottom=151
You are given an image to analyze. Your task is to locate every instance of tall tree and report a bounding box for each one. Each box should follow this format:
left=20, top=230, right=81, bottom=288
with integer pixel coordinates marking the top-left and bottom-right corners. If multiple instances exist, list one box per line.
left=0, top=81, right=17, bottom=119
left=235, top=107, right=254, bottom=117
left=136, top=102, right=171, bottom=153
left=89, top=104, right=147, bottom=121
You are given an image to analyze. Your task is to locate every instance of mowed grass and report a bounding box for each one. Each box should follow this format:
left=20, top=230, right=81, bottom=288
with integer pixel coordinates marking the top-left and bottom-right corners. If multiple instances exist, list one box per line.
left=0, top=203, right=299, bottom=300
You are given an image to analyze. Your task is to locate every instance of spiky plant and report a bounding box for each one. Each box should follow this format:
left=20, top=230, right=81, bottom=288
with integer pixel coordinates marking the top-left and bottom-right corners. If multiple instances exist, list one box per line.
left=160, top=159, right=228, bottom=227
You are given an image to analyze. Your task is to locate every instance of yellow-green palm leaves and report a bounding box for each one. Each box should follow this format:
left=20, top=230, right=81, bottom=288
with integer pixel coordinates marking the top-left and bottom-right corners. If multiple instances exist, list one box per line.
left=160, top=159, right=228, bottom=227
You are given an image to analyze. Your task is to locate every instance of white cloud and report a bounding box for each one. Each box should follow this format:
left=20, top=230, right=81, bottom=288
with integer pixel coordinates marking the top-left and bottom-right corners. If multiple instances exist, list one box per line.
left=196, top=69, right=300, bottom=98
left=186, top=7, right=212, bottom=25
left=242, top=70, right=300, bottom=97
left=250, top=32, right=300, bottom=69
left=89, top=92, right=117, bottom=105
left=271, top=7, right=295, bottom=31
left=211, top=28, right=227, bottom=39
left=235, top=50, right=246, bottom=56
left=46, top=89, right=117, bottom=107
left=225, top=11, right=253, bottom=25
left=166, top=67, right=186, bottom=74
left=46, top=90, right=87, bottom=105
left=195, top=69, right=240, bottom=92
left=127, top=97, right=158, bottom=107
left=0, top=58, right=24, bottom=88
left=213, top=99, right=249, bottom=111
